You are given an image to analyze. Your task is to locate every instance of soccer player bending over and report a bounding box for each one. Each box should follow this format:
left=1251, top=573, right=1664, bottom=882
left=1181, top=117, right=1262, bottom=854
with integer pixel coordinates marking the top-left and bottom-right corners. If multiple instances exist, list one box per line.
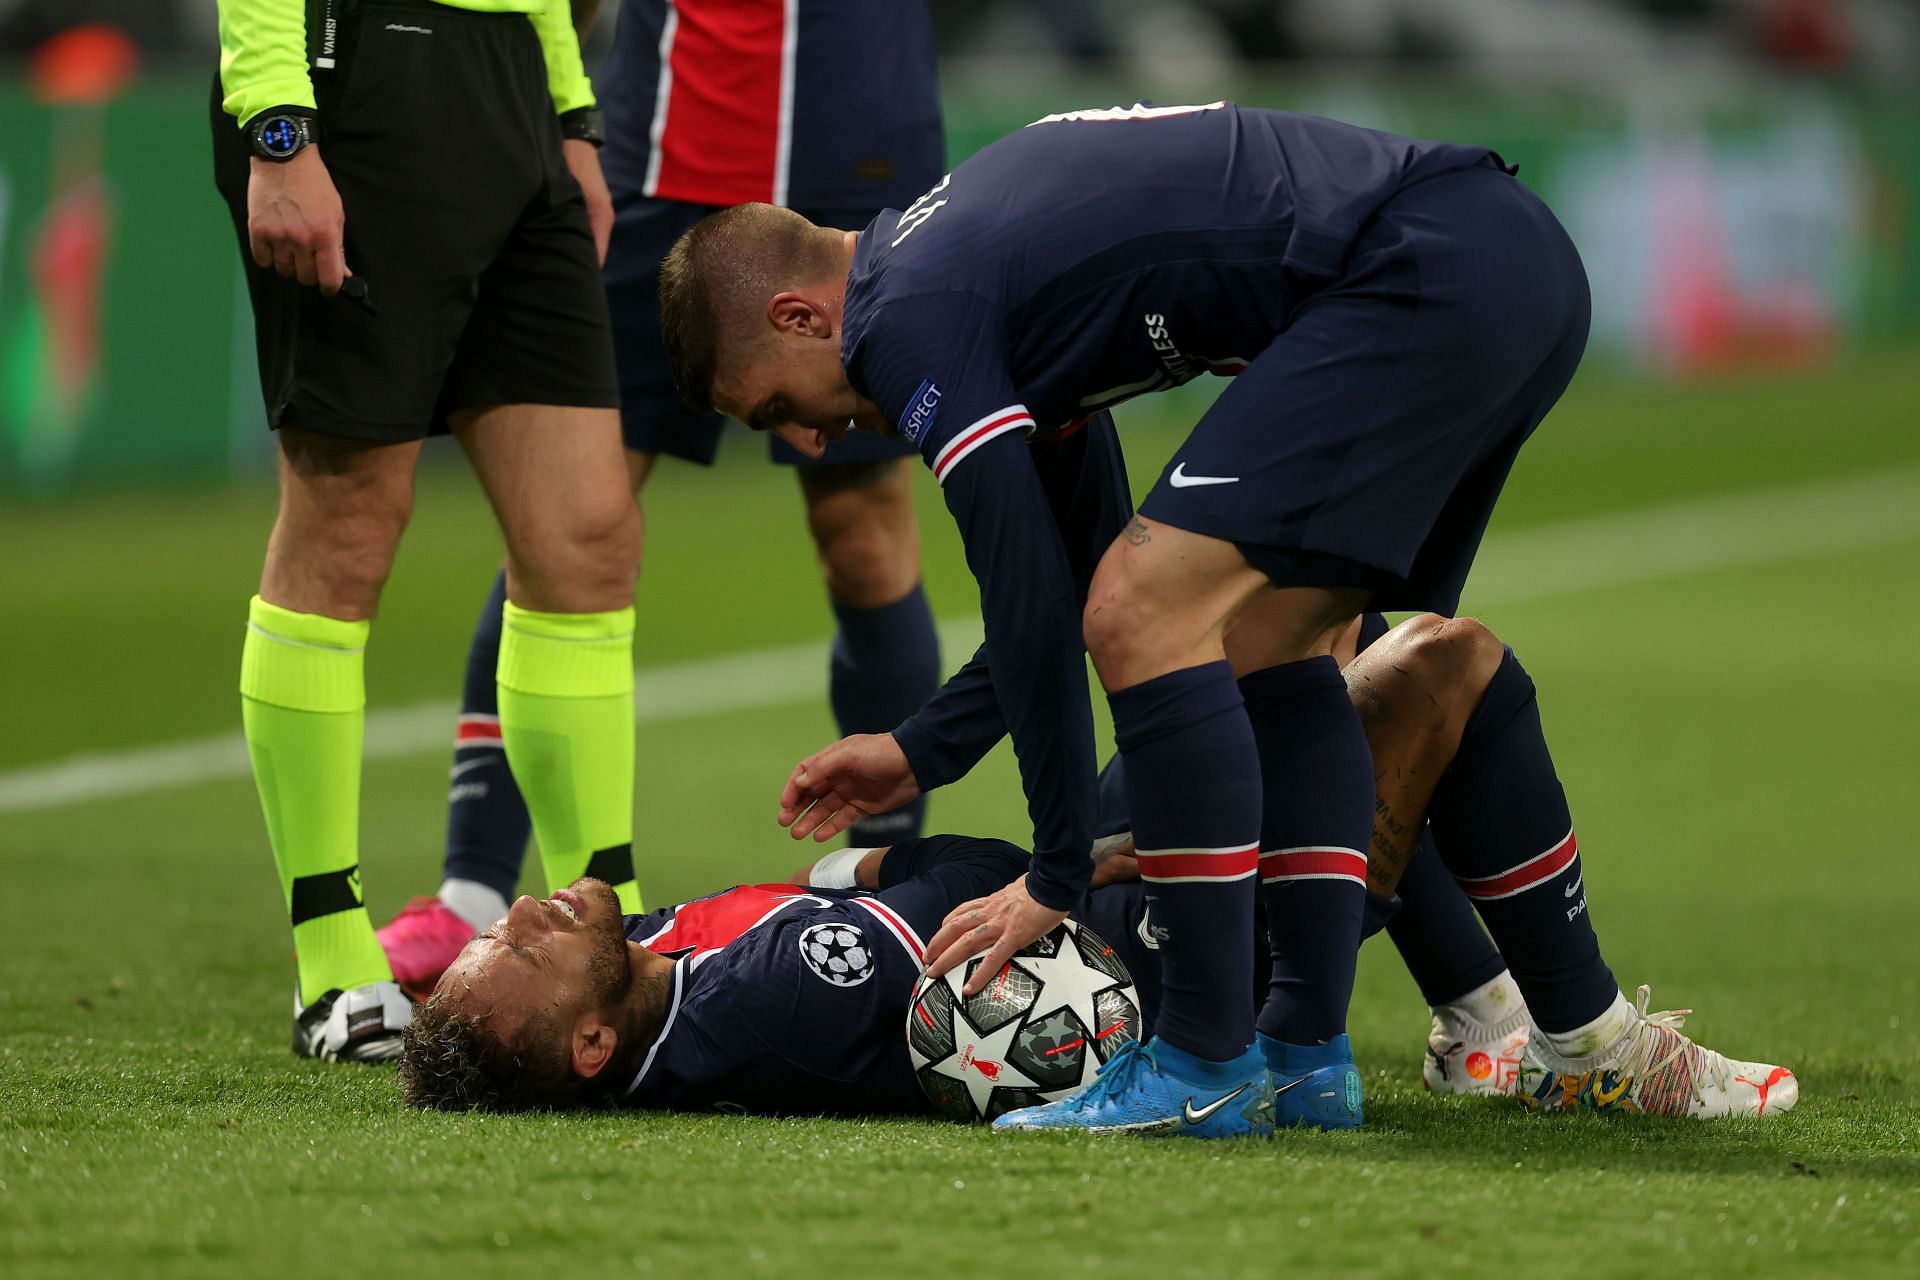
left=661, top=101, right=1591, bottom=1135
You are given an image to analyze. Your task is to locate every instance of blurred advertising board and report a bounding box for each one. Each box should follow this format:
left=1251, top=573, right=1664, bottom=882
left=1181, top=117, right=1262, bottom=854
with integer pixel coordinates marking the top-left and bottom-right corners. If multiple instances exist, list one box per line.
left=1, top=65, right=1915, bottom=493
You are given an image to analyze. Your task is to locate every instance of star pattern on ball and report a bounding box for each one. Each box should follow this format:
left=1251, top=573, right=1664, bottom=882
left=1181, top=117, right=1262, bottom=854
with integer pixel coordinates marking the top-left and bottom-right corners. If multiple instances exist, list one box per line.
left=925, top=1001, right=1041, bottom=1117
left=1012, top=942, right=1128, bottom=1046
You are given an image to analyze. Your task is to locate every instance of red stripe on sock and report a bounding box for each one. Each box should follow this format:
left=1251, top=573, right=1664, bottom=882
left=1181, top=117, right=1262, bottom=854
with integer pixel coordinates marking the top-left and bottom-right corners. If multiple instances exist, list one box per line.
left=1135, top=845, right=1259, bottom=882
left=1455, top=829, right=1579, bottom=900
left=1258, top=846, right=1368, bottom=885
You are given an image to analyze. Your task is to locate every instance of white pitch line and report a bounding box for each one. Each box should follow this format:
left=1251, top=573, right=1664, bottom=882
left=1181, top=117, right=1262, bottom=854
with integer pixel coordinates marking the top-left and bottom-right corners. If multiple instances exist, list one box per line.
left=0, top=466, right=1915, bottom=818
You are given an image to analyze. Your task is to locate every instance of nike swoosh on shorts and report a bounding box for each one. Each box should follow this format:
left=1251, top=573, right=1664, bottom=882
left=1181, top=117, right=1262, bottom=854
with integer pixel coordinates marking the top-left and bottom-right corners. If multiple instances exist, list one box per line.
left=1168, top=463, right=1240, bottom=488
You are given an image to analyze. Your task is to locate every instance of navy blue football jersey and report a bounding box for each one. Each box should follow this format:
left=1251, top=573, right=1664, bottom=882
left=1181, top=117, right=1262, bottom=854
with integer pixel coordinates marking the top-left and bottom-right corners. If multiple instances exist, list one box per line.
left=845, top=103, right=1501, bottom=908
left=618, top=884, right=931, bottom=1114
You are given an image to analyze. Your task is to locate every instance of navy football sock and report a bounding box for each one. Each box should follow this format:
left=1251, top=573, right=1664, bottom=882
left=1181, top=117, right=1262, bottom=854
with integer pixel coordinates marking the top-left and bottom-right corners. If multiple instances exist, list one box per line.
left=1427, top=649, right=1617, bottom=1033
left=1387, top=831, right=1509, bottom=1008
left=1111, top=661, right=1260, bottom=1063
left=442, top=571, right=532, bottom=901
left=829, top=585, right=940, bottom=845
left=1240, top=657, right=1374, bottom=1046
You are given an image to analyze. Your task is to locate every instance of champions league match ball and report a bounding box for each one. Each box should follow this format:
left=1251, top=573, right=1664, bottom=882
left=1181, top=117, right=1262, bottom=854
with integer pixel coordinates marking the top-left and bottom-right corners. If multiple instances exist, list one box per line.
left=907, top=919, right=1141, bottom=1123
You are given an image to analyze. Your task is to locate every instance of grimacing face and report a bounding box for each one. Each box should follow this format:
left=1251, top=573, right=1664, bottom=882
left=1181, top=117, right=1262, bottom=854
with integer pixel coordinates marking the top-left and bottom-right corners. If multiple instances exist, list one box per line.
left=434, top=877, right=635, bottom=1053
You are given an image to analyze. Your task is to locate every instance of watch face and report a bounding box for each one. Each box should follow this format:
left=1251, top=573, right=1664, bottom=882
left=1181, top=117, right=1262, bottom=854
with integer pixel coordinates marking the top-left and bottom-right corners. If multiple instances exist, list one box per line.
left=257, top=116, right=305, bottom=159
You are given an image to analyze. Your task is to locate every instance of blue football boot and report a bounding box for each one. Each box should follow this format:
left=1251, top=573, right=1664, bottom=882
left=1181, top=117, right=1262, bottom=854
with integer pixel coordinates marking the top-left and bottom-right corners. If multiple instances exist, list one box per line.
left=1260, top=1032, right=1364, bottom=1129
left=993, top=1038, right=1275, bottom=1138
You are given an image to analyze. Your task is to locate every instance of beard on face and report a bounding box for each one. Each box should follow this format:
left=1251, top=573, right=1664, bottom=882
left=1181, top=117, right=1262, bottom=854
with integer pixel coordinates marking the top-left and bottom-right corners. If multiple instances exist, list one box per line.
left=572, top=877, right=634, bottom=1010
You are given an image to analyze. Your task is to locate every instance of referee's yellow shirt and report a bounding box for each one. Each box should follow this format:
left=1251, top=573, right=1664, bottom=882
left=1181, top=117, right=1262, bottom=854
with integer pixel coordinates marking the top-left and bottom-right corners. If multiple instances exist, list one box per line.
left=217, top=0, right=595, bottom=128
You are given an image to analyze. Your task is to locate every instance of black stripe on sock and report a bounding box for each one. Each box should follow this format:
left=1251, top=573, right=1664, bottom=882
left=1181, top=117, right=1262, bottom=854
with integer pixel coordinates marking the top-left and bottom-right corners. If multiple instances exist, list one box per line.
left=290, top=866, right=364, bottom=925
left=583, top=843, right=635, bottom=886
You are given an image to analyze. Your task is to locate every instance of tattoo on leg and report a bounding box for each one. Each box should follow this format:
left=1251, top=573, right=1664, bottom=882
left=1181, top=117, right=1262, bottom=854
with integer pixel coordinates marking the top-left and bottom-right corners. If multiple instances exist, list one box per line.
left=1366, top=796, right=1415, bottom=895
left=1122, top=518, right=1151, bottom=546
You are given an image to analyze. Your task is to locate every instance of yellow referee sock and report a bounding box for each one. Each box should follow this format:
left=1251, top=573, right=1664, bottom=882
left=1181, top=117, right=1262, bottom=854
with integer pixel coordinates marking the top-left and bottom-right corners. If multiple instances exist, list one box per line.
left=496, top=601, right=642, bottom=911
left=240, top=596, right=392, bottom=1007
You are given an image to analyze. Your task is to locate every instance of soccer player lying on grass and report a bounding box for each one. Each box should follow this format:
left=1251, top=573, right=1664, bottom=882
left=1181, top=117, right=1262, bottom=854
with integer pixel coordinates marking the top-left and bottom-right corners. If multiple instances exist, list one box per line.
left=399, top=614, right=1794, bottom=1120
left=398, top=834, right=1159, bottom=1115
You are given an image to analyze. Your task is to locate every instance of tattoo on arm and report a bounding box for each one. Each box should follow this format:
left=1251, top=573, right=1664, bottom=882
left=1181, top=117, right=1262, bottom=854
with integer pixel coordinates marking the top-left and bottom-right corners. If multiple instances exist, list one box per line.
left=1122, top=518, right=1151, bottom=546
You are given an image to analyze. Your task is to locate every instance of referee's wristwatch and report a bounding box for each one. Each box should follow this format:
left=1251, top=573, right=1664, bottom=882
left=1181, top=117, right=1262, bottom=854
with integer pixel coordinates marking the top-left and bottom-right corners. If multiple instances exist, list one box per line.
left=559, top=107, right=606, bottom=149
left=248, top=109, right=318, bottom=162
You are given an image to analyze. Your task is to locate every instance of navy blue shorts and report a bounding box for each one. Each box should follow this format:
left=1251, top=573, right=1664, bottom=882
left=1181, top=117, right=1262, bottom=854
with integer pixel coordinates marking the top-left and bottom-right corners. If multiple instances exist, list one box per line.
left=1138, top=164, right=1591, bottom=615
left=603, top=194, right=920, bottom=468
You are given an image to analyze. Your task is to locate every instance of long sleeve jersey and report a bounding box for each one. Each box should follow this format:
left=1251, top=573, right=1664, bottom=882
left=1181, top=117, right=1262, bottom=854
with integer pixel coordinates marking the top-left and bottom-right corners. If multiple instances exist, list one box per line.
left=842, top=103, right=1500, bottom=909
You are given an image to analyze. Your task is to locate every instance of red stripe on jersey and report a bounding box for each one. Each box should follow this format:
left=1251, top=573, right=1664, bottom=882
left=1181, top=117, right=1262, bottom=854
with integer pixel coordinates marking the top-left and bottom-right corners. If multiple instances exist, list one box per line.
left=652, top=0, right=788, bottom=207
left=931, top=409, right=1033, bottom=483
left=1456, top=829, right=1579, bottom=901
left=1134, top=845, right=1259, bottom=883
left=851, top=897, right=925, bottom=963
left=637, top=884, right=824, bottom=957
left=1258, top=847, right=1368, bottom=886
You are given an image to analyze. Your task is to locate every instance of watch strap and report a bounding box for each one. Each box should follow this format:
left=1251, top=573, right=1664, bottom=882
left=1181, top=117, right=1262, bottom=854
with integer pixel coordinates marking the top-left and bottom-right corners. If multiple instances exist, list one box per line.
left=559, top=107, right=606, bottom=148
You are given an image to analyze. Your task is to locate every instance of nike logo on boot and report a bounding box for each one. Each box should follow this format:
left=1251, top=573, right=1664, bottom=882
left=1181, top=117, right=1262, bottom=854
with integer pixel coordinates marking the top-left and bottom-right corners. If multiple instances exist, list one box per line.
left=1183, top=1082, right=1251, bottom=1124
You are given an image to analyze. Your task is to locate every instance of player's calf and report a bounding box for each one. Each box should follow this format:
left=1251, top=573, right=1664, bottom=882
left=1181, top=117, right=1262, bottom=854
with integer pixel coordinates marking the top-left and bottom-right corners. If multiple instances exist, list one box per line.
left=1425, top=643, right=1621, bottom=1043
left=1345, top=614, right=1506, bottom=897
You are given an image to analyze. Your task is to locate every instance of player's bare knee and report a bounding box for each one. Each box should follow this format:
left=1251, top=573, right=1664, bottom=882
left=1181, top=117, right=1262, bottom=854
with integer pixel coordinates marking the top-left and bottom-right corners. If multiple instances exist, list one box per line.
left=817, top=521, right=916, bottom=607
left=569, top=498, right=643, bottom=598
left=1082, top=581, right=1166, bottom=683
left=1380, top=615, right=1504, bottom=720
left=271, top=506, right=407, bottom=615
left=521, top=498, right=641, bottom=610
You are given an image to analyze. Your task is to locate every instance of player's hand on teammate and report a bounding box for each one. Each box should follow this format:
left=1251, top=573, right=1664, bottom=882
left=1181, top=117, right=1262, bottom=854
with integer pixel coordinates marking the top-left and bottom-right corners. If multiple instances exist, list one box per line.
left=778, top=732, right=922, bottom=842
left=923, top=876, right=1069, bottom=996
left=247, top=148, right=350, bottom=296
left=562, top=139, right=614, bottom=265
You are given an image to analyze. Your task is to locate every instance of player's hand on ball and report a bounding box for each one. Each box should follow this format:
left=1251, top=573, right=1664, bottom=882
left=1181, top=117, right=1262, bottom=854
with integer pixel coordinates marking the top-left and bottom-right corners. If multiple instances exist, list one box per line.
left=247, top=147, right=350, bottom=295
left=924, top=877, right=1069, bottom=997
left=562, top=139, right=614, bottom=265
left=778, top=733, right=921, bottom=842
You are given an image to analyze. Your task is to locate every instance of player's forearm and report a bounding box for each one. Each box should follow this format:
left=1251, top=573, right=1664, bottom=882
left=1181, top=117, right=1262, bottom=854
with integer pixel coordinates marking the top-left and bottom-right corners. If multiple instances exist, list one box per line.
left=216, top=0, right=316, bottom=125
left=571, top=0, right=603, bottom=36
left=531, top=0, right=596, bottom=112
left=891, top=644, right=1006, bottom=790
left=945, top=447, right=1097, bottom=911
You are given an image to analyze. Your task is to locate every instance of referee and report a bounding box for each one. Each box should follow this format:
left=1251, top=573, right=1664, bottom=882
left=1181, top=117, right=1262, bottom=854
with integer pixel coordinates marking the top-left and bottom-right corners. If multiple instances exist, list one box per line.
left=212, top=0, right=641, bottom=1062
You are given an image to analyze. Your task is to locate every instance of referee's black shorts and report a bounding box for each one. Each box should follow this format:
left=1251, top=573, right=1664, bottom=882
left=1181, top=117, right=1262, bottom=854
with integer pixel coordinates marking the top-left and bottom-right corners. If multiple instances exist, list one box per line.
left=211, top=1, right=619, bottom=442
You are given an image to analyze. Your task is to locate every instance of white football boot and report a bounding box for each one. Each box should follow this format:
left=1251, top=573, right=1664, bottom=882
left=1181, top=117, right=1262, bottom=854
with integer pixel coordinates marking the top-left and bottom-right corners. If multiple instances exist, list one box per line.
left=1424, top=1001, right=1533, bottom=1097
left=292, top=981, right=414, bottom=1063
left=1518, top=984, right=1798, bottom=1119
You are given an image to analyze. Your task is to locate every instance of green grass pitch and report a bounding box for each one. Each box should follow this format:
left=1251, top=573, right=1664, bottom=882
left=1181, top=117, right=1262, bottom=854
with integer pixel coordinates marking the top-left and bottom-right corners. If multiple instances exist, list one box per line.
left=2, top=350, right=1917, bottom=1278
